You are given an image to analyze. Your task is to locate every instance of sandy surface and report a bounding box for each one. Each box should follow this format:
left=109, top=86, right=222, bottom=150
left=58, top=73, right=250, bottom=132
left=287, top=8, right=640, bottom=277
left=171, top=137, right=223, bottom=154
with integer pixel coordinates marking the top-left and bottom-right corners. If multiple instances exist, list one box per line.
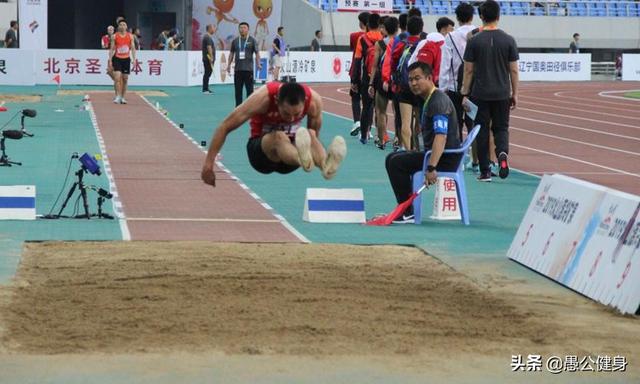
left=0, top=95, right=42, bottom=103
left=57, top=90, right=168, bottom=97
left=0, top=241, right=638, bottom=382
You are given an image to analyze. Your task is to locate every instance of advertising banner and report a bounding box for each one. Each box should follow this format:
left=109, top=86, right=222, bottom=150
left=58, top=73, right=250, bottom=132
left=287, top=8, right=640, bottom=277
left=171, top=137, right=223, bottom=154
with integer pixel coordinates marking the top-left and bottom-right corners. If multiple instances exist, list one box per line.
left=518, top=53, right=591, bottom=81
left=508, top=174, right=640, bottom=314
left=192, top=0, right=282, bottom=51
left=622, top=54, right=640, bottom=81
left=337, top=0, right=393, bottom=12
left=0, top=49, right=35, bottom=85
left=18, top=0, right=48, bottom=50
left=34, top=50, right=187, bottom=86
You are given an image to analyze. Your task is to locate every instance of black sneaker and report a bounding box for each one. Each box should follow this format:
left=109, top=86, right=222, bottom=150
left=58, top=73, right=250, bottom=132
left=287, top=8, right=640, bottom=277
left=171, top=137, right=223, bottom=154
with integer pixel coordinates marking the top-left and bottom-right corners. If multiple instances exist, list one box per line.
left=392, top=214, right=415, bottom=224
left=498, top=152, right=509, bottom=179
left=477, top=172, right=492, bottom=182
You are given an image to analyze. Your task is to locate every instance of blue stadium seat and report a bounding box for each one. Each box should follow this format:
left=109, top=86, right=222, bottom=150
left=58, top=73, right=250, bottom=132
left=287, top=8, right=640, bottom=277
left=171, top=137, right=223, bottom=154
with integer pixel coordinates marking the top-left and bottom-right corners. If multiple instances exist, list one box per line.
left=394, top=0, right=408, bottom=13
left=630, top=4, right=640, bottom=17
left=531, top=7, right=544, bottom=15
left=307, top=0, right=320, bottom=7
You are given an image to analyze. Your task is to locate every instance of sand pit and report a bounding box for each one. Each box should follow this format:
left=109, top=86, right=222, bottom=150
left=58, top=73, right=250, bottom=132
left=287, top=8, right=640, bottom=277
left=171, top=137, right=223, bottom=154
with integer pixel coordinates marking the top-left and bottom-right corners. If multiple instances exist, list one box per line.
left=57, top=90, right=168, bottom=97
left=0, top=94, right=42, bottom=103
left=0, top=241, right=638, bottom=381
left=2, top=242, right=546, bottom=355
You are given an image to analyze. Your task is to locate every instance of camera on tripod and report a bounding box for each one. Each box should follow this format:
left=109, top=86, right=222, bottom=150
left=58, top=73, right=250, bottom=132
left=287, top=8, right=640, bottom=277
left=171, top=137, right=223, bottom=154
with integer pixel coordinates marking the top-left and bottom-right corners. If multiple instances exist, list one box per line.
left=43, top=152, right=114, bottom=220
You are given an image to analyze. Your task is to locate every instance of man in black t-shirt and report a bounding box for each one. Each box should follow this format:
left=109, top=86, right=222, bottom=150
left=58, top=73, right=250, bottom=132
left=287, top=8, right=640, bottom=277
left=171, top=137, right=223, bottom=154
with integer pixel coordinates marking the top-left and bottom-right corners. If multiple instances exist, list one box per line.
left=384, top=62, right=461, bottom=224
left=4, top=21, right=18, bottom=48
left=202, top=24, right=216, bottom=94
left=461, top=0, right=518, bottom=182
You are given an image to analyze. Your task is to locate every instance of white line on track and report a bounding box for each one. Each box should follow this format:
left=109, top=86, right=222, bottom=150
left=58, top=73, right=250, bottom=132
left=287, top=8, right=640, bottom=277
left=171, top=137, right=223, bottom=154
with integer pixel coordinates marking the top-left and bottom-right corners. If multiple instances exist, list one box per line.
left=517, top=107, right=640, bottom=130
left=87, top=100, right=131, bottom=241
left=519, top=99, right=640, bottom=121
left=520, top=94, right=640, bottom=115
left=127, top=217, right=281, bottom=223
left=553, top=90, right=640, bottom=107
left=511, top=144, right=640, bottom=178
left=511, top=126, right=640, bottom=157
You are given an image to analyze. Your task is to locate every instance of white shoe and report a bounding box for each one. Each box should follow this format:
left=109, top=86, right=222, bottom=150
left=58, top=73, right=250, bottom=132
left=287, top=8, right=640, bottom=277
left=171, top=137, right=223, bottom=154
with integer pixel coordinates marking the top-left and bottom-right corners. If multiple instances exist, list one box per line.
left=113, top=96, right=121, bottom=104
left=350, top=121, right=360, bottom=136
left=120, top=98, right=127, bottom=104
left=322, top=136, right=347, bottom=180
left=295, top=127, right=314, bottom=172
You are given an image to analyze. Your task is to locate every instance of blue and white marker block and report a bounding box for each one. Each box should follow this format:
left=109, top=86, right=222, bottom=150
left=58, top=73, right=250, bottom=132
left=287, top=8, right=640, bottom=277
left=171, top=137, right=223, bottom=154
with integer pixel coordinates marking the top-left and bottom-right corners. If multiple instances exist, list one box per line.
left=0, top=185, right=36, bottom=220
left=303, top=188, right=365, bottom=223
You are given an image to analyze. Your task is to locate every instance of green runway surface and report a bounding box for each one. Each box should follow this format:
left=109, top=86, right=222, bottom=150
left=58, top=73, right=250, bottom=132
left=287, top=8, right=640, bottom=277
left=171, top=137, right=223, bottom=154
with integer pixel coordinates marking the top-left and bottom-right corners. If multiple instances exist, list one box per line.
left=0, top=86, right=122, bottom=283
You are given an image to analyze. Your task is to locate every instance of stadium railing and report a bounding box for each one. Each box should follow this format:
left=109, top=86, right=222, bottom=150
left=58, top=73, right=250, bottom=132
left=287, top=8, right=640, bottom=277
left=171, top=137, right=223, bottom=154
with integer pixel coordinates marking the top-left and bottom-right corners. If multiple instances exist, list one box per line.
left=307, top=0, right=640, bottom=17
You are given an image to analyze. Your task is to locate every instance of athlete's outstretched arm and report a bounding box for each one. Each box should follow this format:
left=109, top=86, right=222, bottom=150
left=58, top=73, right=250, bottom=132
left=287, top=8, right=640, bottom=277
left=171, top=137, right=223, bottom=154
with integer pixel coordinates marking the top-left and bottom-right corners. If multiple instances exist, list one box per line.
left=201, top=86, right=269, bottom=187
left=306, top=90, right=323, bottom=134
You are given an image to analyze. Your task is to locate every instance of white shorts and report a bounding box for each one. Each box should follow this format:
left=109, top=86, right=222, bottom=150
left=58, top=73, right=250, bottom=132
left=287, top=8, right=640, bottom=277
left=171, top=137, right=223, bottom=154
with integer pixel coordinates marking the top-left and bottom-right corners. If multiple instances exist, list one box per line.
left=272, top=55, right=282, bottom=68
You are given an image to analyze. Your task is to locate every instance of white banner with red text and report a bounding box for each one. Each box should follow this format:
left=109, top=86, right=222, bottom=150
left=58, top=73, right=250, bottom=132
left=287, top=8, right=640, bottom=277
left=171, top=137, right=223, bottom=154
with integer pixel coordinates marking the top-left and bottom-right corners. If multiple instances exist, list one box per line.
left=2, top=51, right=591, bottom=86
left=508, top=174, right=640, bottom=315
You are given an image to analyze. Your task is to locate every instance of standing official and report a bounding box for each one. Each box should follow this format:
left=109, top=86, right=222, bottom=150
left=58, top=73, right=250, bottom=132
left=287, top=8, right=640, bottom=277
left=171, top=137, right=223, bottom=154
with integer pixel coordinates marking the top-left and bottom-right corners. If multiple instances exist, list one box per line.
left=228, top=22, right=261, bottom=107
left=202, top=24, right=216, bottom=94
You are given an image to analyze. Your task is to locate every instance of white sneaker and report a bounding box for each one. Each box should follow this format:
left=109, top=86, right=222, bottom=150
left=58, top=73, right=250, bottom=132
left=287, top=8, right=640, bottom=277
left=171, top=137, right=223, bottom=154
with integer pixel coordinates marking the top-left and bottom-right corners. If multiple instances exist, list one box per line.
left=113, top=96, right=121, bottom=104
left=322, top=136, right=347, bottom=180
left=350, top=121, right=360, bottom=136
left=295, top=127, right=314, bottom=172
left=392, top=214, right=415, bottom=224
left=120, top=98, right=127, bottom=104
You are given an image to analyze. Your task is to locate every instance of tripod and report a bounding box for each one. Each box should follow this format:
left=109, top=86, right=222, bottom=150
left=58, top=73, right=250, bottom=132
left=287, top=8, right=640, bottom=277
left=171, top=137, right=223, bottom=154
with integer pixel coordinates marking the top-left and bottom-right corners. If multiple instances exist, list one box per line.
left=55, top=167, right=91, bottom=219
left=21, top=115, right=34, bottom=137
left=93, top=196, right=114, bottom=219
left=0, top=138, right=22, bottom=167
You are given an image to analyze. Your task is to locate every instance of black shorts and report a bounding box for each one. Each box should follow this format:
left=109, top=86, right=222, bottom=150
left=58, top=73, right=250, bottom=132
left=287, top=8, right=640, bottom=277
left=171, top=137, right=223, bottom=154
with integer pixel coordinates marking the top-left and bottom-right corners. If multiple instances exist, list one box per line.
left=247, top=137, right=299, bottom=174
left=112, top=57, right=131, bottom=74
left=396, top=88, right=420, bottom=106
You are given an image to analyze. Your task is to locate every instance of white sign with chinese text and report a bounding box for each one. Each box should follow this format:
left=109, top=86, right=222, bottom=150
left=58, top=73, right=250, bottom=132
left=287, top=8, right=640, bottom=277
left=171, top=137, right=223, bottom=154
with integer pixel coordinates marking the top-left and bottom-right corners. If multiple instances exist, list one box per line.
left=622, top=54, right=640, bottom=81
left=517, top=54, right=591, bottom=81
left=34, top=50, right=188, bottom=86
left=508, top=174, right=607, bottom=277
left=279, top=51, right=353, bottom=83
left=509, top=174, right=640, bottom=315
left=0, top=50, right=35, bottom=86
left=337, top=0, right=393, bottom=12
left=18, top=0, right=48, bottom=50
left=563, top=190, right=640, bottom=315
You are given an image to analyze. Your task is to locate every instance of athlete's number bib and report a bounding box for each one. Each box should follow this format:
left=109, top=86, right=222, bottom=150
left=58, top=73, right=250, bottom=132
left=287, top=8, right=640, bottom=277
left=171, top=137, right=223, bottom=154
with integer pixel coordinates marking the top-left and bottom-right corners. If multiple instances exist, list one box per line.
left=262, top=122, right=300, bottom=138
left=117, top=45, right=130, bottom=55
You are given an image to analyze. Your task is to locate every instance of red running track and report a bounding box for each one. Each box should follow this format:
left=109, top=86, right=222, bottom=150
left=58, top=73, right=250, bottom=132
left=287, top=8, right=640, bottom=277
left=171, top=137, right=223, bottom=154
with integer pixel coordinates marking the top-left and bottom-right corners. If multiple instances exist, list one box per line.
left=313, top=81, right=640, bottom=196
left=90, top=92, right=303, bottom=242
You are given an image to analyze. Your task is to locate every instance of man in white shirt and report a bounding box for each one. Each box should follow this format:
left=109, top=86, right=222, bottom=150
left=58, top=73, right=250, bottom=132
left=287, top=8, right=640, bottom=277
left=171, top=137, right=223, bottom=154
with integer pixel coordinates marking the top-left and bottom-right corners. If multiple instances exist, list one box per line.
left=439, top=3, right=476, bottom=145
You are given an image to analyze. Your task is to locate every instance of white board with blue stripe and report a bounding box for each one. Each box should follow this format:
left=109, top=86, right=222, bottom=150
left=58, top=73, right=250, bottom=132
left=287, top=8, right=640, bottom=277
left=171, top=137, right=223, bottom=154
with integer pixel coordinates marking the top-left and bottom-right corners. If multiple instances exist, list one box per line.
left=0, top=185, right=36, bottom=220
left=303, top=188, right=365, bottom=223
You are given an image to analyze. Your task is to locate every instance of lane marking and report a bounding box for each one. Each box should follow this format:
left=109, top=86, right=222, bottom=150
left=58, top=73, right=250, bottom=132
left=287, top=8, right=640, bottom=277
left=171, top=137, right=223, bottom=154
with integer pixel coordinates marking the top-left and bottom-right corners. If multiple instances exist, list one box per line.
left=519, top=99, right=640, bottom=122
left=517, top=107, right=640, bottom=130
left=511, top=144, right=640, bottom=178
left=520, top=94, right=640, bottom=115
left=511, top=126, right=640, bottom=157
left=87, top=99, right=131, bottom=241
left=127, top=217, right=281, bottom=223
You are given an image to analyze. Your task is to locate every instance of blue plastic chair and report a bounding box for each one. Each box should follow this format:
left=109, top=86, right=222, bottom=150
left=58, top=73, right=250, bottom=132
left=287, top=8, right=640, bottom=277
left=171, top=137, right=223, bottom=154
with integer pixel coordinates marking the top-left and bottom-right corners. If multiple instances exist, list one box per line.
left=411, top=125, right=481, bottom=226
